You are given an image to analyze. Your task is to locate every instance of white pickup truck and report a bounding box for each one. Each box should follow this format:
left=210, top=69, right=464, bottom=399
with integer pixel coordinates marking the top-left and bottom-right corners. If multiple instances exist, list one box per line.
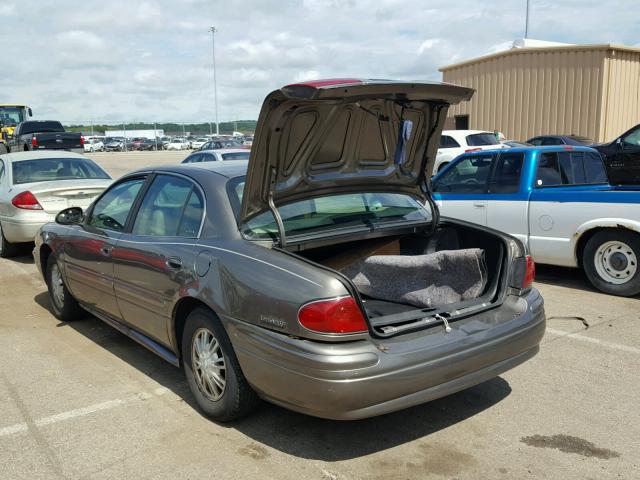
left=432, top=145, right=640, bottom=296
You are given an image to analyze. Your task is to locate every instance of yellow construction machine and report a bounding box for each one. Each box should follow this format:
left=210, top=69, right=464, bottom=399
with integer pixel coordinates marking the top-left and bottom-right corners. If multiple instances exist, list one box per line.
left=0, top=104, right=32, bottom=153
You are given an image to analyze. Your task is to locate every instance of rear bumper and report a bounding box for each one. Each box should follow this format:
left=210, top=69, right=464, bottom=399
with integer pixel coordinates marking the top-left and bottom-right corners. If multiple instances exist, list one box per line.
left=228, top=289, right=545, bottom=420
left=1, top=217, right=51, bottom=243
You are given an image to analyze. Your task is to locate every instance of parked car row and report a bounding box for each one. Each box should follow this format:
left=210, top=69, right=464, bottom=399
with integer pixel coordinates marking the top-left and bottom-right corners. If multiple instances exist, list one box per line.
left=3, top=80, right=545, bottom=424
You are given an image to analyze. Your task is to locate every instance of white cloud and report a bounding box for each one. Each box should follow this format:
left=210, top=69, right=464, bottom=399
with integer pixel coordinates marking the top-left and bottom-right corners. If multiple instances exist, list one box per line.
left=293, top=70, right=321, bottom=82
left=2, top=0, right=637, bottom=123
left=416, top=39, right=441, bottom=55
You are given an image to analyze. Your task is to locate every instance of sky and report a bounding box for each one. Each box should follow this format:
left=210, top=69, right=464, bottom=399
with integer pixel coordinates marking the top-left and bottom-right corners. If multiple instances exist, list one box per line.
left=1, top=0, right=638, bottom=124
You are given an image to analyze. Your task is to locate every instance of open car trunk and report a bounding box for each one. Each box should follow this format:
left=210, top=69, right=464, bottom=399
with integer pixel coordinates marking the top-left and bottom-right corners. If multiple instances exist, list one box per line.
left=289, top=223, right=507, bottom=337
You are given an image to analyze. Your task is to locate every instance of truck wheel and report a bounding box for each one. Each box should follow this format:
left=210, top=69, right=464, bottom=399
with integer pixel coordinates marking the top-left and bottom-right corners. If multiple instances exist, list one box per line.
left=182, top=307, right=259, bottom=421
left=0, top=222, right=20, bottom=258
left=46, top=254, right=83, bottom=321
left=583, top=230, right=640, bottom=297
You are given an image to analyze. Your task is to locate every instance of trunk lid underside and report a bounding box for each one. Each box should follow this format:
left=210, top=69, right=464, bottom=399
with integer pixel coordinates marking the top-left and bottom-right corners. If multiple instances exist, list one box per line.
left=240, top=80, right=474, bottom=224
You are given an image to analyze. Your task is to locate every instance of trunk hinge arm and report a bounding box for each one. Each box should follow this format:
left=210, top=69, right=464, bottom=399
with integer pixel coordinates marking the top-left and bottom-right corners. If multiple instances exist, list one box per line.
left=268, top=167, right=287, bottom=248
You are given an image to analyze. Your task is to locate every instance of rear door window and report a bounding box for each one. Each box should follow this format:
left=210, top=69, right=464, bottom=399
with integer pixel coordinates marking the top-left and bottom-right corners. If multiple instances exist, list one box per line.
left=132, top=175, right=203, bottom=237
left=433, top=155, right=493, bottom=193
left=439, top=135, right=460, bottom=148
left=488, top=152, right=524, bottom=193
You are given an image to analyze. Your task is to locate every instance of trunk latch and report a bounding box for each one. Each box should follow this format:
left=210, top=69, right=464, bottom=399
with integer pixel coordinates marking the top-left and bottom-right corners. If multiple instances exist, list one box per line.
left=434, top=313, right=452, bottom=333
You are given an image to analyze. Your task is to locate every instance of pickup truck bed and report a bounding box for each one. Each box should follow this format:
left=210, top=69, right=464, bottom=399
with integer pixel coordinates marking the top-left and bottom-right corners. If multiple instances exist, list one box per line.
left=8, top=120, right=83, bottom=153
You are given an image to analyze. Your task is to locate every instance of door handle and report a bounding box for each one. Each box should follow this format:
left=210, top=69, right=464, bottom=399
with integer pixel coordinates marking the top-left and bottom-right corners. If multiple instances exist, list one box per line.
left=166, top=257, right=183, bottom=270
left=100, top=245, right=113, bottom=256
left=473, top=202, right=486, bottom=208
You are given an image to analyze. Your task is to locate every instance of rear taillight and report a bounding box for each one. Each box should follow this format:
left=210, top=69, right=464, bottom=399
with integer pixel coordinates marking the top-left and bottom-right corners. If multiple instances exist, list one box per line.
left=523, top=255, right=535, bottom=289
left=298, top=296, right=368, bottom=334
left=11, top=191, right=43, bottom=210
left=465, top=147, right=482, bottom=152
left=80, top=136, right=85, bottom=145
left=31, top=136, right=38, bottom=148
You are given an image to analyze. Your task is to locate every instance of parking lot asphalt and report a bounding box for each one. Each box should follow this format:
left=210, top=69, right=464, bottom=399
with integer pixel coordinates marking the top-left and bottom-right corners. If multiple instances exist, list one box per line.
left=1, top=151, right=638, bottom=480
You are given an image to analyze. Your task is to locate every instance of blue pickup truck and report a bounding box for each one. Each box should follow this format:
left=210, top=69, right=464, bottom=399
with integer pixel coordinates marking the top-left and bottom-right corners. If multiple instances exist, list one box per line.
left=432, top=146, right=640, bottom=297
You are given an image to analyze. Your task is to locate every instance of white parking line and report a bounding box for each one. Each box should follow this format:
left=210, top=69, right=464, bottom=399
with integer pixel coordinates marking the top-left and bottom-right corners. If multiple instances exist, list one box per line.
left=546, top=328, right=640, bottom=354
left=0, top=387, right=173, bottom=438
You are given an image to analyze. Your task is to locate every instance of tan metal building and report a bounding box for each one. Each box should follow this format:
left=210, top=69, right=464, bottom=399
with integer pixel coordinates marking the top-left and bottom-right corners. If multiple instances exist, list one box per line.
left=439, top=44, right=640, bottom=142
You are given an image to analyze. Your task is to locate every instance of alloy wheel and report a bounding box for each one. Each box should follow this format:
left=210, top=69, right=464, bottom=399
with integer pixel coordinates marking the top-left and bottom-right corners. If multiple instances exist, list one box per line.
left=191, top=327, right=226, bottom=401
left=50, top=262, right=65, bottom=309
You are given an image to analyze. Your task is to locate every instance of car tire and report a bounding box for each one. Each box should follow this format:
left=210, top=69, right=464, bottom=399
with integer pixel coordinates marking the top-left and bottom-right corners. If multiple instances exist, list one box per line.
left=583, top=230, right=640, bottom=297
left=0, top=222, right=20, bottom=258
left=46, top=254, right=83, bottom=321
left=182, top=307, right=259, bottom=421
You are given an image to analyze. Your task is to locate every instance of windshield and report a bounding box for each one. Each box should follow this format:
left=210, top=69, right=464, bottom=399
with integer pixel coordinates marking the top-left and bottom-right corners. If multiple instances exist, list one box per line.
left=0, top=106, right=27, bottom=126
left=12, top=158, right=111, bottom=184
left=229, top=177, right=431, bottom=240
left=466, top=132, right=499, bottom=146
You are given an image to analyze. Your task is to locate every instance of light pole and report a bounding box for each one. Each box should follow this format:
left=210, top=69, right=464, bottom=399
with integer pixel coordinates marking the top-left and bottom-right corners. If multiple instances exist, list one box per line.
left=209, top=26, right=220, bottom=136
left=524, top=0, right=531, bottom=38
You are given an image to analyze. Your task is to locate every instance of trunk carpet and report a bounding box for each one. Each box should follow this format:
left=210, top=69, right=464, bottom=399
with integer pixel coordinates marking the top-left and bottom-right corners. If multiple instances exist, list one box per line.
left=342, top=248, right=488, bottom=308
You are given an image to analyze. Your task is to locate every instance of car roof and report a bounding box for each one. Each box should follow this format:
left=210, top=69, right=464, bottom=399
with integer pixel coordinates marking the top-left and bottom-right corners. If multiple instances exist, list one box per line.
left=462, top=145, right=599, bottom=155
left=132, top=160, right=249, bottom=179
left=196, top=148, right=249, bottom=154
left=0, top=150, right=90, bottom=162
left=442, top=130, right=492, bottom=136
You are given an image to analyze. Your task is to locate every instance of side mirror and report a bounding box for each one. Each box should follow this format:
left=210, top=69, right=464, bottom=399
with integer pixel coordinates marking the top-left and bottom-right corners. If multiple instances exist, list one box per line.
left=56, top=207, right=84, bottom=225
left=616, top=137, right=623, bottom=149
left=28, top=107, right=33, bottom=117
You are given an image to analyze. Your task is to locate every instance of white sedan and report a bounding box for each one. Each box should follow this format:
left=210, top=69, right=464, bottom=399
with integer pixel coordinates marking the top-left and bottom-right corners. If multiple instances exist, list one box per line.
left=435, top=130, right=508, bottom=173
left=0, top=151, right=112, bottom=257
left=190, top=138, right=209, bottom=150
left=180, top=148, right=251, bottom=164
left=165, top=138, right=190, bottom=150
left=84, top=138, right=104, bottom=152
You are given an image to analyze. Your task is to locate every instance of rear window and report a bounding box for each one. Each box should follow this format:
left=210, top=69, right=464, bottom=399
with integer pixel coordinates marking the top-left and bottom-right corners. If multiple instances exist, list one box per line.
left=465, top=132, right=499, bottom=147
left=12, top=158, right=111, bottom=184
left=221, top=152, right=250, bottom=161
left=19, top=121, right=64, bottom=135
left=536, top=151, right=607, bottom=187
left=228, top=177, right=431, bottom=240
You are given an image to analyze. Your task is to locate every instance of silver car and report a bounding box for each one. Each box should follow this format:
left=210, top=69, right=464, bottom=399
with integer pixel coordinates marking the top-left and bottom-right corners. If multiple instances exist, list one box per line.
left=0, top=150, right=112, bottom=257
left=181, top=148, right=250, bottom=164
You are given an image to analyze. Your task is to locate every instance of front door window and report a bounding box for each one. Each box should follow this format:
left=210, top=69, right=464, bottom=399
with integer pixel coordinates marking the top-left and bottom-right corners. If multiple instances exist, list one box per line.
left=88, top=178, right=145, bottom=231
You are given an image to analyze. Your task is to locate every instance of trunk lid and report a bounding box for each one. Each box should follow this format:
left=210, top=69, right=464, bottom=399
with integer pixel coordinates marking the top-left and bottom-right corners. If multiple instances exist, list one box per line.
left=239, top=79, right=473, bottom=223
left=22, top=179, right=111, bottom=213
